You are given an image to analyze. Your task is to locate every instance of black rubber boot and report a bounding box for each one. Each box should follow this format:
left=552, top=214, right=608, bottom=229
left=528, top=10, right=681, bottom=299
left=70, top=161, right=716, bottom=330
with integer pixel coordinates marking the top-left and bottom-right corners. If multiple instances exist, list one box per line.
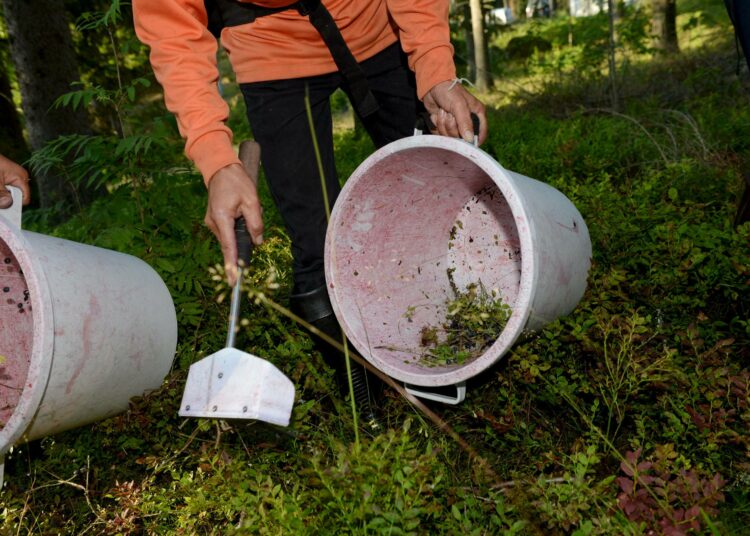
left=290, top=286, right=380, bottom=431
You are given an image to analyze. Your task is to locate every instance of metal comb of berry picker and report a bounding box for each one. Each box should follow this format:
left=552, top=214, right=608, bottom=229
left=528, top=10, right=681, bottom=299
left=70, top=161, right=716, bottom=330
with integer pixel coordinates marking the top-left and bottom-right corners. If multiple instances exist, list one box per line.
left=179, top=141, right=295, bottom=426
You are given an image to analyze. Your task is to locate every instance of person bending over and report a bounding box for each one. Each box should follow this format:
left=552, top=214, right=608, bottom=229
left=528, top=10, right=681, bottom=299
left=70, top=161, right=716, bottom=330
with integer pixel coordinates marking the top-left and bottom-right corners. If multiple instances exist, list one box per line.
left=133, top=0, right=489, bottom=424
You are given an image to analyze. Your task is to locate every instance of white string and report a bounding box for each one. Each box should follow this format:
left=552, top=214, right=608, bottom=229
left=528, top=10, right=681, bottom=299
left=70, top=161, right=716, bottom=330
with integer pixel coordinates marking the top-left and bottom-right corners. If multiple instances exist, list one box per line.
left=448, top=77, right=476, bottom=90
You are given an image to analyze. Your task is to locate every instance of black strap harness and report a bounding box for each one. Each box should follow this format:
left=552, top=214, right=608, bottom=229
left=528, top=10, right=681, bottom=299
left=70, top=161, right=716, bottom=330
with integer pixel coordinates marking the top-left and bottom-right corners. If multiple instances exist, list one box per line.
left=205, top=0, right=379, bottom=119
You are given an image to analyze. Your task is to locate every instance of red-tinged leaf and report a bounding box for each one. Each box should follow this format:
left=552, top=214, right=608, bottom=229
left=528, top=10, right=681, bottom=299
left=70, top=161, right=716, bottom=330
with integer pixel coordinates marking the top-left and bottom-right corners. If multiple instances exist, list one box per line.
left=685, top=505, right=701, bottom=519
left=673, top=508, right=685, bottom=521
left=619, top=496, right=638, bottom=516
left=686, top=406, right=709, bottom=431
left=682, top=473, right=698, bottom=493
left=730, top=374, right=749, bottom=389
left=640, top=474, right=656, bottom=485
left=621, top=460, right=634, bottom=476
left=662, top=524, right=688, bottom=536
left=637, top=461, right=653, bottom=472
left=621, top=451, right=640, bottom=476
left=617, top=476, right=634, bottom=494
left=715, top=338, right=735, bottom=349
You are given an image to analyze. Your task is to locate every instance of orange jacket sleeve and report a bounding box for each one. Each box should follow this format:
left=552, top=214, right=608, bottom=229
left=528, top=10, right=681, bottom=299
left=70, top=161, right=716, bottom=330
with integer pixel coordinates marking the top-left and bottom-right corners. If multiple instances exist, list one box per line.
left=132, top=0, right=241, bottom=184
left=386, top=0, right=457, bottom=99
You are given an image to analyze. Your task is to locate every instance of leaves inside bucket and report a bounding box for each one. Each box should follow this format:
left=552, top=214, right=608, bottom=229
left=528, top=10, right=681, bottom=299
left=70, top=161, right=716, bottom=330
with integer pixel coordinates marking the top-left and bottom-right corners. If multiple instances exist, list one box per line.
left=414, top=274, right=512, bottom=368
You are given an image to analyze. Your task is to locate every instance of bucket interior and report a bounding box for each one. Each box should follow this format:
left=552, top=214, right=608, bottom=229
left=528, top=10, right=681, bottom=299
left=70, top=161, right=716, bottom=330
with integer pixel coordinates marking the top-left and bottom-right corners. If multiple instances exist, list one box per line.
left=0, top=238, right=33, bottom=428
left=328, top=145, right=524, bottom=381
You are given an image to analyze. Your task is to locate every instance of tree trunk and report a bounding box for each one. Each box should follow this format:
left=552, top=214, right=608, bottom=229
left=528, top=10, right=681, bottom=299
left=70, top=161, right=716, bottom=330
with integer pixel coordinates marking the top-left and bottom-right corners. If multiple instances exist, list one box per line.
left=469, top=0, right=492, bottom=91
left=651, top=0, right=679, bottom=53
left=607, top=0, right=618, bottom=110
left=510, top=0, right=525, bottom=20
left=0, top=40, right=27, bottom=161
left=2, top=0, right=94, bottom=209
left=462, top=2, right=476, bottom=82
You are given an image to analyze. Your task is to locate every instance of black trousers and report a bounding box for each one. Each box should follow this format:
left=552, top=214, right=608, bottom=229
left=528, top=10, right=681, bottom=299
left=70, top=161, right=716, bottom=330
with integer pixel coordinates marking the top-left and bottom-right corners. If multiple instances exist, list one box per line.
left=241, top=43, right=419, bottom=293
left=726, top=0, right=750, bottom=72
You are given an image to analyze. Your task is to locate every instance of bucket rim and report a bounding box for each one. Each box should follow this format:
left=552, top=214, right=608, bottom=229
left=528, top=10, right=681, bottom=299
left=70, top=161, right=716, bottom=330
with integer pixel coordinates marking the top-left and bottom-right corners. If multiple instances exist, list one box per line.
left=0, top=221, right=55, bottom=454
left=325, top=135, right=539, bottom=386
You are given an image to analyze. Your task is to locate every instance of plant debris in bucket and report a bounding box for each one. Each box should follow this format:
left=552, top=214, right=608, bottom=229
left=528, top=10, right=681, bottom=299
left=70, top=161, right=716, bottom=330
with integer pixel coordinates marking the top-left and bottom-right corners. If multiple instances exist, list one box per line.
left=413, top=274, right=512, bottom=368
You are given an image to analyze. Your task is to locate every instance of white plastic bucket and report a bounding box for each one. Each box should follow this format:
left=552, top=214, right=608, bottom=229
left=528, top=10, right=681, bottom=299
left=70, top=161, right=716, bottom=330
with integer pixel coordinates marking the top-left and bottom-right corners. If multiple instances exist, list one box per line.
left=325, top=136, right=591, bottom=395
left=0, top=188, right=177, bottom=482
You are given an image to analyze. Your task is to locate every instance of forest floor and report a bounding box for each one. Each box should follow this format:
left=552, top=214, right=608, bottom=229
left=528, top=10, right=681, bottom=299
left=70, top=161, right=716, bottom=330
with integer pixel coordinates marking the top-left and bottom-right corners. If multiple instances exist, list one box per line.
left=2, top=2, right=750, bottom=534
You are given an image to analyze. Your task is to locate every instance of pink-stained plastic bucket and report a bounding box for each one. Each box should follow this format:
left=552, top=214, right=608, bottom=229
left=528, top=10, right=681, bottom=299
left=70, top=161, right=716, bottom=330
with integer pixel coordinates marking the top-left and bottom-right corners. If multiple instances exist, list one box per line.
left=325, top=135, right=591, bottom=389
left=0, top=188, right=177, bottom=485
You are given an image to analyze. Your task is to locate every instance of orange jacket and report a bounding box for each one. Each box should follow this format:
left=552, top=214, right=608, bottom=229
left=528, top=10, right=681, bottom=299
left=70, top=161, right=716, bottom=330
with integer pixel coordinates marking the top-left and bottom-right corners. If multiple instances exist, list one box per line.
left=133, top=0, right=456, bottom=183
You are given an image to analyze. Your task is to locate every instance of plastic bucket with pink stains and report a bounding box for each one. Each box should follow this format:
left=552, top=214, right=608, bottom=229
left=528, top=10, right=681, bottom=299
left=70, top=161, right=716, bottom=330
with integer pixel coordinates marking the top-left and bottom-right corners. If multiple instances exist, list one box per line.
left=0, top=187, right=177, bottom=485
left=325, top=136, right=592, bottom=403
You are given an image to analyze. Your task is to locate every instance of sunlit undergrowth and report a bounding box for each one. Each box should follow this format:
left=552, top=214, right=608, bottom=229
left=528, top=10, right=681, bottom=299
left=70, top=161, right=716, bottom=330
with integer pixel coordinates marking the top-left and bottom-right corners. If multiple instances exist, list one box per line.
left=2, top=7, right=750, bottom=535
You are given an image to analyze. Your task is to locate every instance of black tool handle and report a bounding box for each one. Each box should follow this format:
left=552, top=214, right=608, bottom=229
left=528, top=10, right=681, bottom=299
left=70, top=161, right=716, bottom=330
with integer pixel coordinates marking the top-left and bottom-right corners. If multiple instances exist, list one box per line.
left=471, top=112, right=480, bottom=138
left=415, top=111, right=436, bottom=134
left=235, top=216, right=253, bottom=267
left=417, top=111, right=480, bottom=141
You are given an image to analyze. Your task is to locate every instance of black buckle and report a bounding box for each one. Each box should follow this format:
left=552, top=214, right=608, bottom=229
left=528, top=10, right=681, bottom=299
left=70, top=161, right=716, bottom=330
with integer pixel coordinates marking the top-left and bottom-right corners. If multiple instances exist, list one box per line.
left=295, top=0, right=319, bottom=17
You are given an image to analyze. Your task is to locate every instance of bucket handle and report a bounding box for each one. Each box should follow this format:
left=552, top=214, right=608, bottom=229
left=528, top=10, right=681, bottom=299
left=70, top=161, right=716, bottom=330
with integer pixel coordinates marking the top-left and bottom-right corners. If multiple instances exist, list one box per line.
left=404, top=381, right=466, bottom=405
left=413, top=112, right=481, bottom=148
left=0, top=186, right=23, bottom=229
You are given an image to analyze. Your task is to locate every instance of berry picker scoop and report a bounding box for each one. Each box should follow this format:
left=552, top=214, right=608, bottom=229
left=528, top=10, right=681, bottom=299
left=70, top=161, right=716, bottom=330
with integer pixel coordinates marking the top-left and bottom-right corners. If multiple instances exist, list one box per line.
left=179, top=141, right=295, bottom=426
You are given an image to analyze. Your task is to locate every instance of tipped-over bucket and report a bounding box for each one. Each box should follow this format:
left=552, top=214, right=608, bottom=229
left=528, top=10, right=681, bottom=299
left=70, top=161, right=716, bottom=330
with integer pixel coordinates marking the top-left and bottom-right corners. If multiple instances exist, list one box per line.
left=325, top=135, right=591, bottom=391
left=0, top=187, right=177, bottom=484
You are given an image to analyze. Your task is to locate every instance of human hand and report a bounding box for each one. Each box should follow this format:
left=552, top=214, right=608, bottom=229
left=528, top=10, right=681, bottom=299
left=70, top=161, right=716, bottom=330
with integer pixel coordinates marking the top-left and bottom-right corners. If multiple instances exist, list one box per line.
left=204, top=163, right=264, bottom=286
left=423, top=80, right=488, bottom=145
left=0, top=154, right=31, bottom=208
